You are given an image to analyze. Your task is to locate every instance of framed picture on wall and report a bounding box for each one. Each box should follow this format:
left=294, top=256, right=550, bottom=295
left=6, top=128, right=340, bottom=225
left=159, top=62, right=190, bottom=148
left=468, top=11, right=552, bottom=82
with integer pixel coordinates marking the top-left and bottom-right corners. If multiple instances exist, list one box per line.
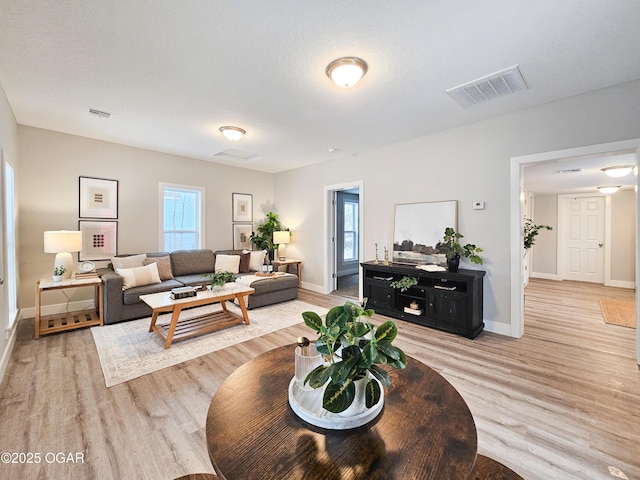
left=79, top=176, right=118, bottom=219
left=79, top=220, right=118, bottom=260
left=233, top=224, right=253, bottom=250
left=232, top=193, right=253, bottom=223
left=393, top=200, right=457, bottom=266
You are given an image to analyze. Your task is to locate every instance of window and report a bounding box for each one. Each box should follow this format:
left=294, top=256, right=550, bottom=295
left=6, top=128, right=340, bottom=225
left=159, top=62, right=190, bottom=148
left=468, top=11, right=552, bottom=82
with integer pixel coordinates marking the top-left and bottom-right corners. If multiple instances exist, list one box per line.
left=342, top=198, right=359, bottom=262
left=159, top=183, right=205, bottom=252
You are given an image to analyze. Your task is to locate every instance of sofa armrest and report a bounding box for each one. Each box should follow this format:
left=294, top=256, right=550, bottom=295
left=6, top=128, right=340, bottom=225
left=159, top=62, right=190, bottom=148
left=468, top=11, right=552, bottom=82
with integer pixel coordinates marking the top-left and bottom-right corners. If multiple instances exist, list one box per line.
left=97, top=267, right=125, bottom=324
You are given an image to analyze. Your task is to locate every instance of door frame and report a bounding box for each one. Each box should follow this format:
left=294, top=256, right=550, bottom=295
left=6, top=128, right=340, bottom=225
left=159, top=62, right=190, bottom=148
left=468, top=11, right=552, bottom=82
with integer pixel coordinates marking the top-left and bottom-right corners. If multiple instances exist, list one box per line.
left=323, top=180, right=364, bottom=298
left=510, top=138, right=640, bottom=365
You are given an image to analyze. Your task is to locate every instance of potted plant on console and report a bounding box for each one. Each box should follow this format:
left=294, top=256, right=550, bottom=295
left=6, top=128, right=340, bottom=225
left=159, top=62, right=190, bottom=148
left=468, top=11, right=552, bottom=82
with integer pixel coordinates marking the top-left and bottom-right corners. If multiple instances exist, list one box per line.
left=52, top=265, right=66, bottom=282
left=250, top=211, right=287, bottom=260
left=301, top=301, right=407, bottom=416
left=441, top=227, right=483, bottom=273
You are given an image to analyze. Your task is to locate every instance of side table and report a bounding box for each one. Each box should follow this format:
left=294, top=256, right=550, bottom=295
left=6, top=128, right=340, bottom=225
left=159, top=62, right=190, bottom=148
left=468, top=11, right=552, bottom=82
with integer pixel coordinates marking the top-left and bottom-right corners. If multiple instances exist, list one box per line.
left=271, top=258, right=302, bottom=287
left=35, top=276, right=103, bottom=339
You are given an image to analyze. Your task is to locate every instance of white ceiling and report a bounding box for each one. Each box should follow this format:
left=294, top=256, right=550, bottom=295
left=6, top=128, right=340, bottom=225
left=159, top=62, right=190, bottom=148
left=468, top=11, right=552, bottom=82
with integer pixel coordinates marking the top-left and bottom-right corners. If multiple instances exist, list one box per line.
left=1, top=1, right=640, bottom=174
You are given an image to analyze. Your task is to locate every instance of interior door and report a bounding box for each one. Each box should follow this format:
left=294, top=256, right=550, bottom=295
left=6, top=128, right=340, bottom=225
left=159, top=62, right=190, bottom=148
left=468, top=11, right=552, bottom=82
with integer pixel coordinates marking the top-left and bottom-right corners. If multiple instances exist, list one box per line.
left=561, top=196, right=605, bottom=283
left=336, top=191, right=359, bottom=277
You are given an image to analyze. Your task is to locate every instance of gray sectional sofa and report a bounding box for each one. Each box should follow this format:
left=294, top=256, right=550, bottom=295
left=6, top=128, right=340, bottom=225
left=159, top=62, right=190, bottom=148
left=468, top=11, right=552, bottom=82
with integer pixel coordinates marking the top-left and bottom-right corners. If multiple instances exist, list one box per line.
left=97, top=249, right=298, bottom=325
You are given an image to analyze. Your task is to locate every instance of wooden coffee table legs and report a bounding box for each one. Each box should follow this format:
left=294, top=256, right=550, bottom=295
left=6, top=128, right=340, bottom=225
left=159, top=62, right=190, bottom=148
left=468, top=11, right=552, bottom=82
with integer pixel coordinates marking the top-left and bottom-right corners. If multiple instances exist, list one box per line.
left=148, top=292, right=252, bottom=349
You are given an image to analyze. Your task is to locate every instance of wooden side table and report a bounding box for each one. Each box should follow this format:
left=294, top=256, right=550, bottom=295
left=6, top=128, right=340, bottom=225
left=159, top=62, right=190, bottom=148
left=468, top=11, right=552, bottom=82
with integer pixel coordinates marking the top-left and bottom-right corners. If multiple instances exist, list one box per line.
left=35, top=276, right=103, bottom=339
left=272, top=258, right=302, bottom=287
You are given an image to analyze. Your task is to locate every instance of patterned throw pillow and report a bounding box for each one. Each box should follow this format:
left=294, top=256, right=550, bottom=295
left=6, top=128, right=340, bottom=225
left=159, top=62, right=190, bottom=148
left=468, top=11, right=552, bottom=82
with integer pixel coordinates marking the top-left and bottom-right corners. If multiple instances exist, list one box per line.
left=144, top=256, right=174, bottom=280
left=116, top=262, right=161, bottom=290
left=111, top=253, right=147, bottom=270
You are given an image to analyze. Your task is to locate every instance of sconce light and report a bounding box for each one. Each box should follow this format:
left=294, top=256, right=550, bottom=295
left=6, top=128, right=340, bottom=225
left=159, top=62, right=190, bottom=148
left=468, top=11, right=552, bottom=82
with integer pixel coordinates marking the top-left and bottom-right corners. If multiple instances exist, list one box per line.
left=44, top=230, right=83, bottom=279
left=219, top=126, right=246, bottom=141
left=326, top=57, right=368, bottom=88
left=273, top=231, right=291, bottom=261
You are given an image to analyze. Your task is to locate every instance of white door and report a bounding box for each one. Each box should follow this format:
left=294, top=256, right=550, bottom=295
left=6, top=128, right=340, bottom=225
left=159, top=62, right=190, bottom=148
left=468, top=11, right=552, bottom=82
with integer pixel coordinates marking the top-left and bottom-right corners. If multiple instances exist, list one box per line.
left=561, top=196, right=605, bottom=283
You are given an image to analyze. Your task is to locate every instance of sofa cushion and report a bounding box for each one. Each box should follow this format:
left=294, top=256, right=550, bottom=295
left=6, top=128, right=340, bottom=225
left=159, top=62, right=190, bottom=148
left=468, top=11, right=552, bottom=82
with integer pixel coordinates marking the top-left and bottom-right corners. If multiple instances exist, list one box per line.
left=174, top=274, right=212, bottom=288
left=122, top=279, right=184, bottom=305
left=112, top=253, right=147, bottom=270
left=249, top=250, right=266, bottom=272
left=238, top=273, right=299, bottom=294
left=170, top=249, right=215, bottom=276
left=144, top=255, right=174, bottom=280
left=117, top=263, right=161, bottom=290
left=215, top=254, right=240, bottom=273
left=239, top=250, right=251, bottom=273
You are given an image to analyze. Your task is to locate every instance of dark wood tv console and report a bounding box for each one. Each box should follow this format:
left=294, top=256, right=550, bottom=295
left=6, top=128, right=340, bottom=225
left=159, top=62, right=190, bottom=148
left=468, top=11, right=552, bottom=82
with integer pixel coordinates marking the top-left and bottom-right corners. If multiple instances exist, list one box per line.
left=361, top=261, right=485, bottom=339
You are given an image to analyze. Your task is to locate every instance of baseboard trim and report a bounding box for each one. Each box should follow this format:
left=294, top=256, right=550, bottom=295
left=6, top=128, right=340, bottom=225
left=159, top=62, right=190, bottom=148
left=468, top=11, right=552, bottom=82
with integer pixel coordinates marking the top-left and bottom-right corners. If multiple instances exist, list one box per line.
left=20, top=299, right=96, bottom=321
left=531, top=272, right=561, bottom=281
left=0, top=321, right=18, bottom=384
left=300, top=282, right=326, bottom=294
left=605, top=279, right=635, bottom=289
left=483, top=319, right=515, bottom=338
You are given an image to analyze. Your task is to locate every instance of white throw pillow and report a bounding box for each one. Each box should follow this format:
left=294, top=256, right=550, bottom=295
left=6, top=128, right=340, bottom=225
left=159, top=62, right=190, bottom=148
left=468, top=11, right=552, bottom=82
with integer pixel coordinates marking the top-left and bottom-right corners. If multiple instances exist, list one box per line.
left=116, top=262, right=161, bottom=290
left=112, top=253, right=147, bottom=270
left=215, top=254, right=241, bottom=274
left=249, top=250, right=266, bottom=272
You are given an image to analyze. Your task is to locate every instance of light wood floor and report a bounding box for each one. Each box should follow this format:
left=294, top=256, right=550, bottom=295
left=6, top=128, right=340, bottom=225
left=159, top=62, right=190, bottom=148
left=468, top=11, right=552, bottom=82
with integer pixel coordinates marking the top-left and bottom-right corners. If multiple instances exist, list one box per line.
left=0, top=279, right=637, bottom=480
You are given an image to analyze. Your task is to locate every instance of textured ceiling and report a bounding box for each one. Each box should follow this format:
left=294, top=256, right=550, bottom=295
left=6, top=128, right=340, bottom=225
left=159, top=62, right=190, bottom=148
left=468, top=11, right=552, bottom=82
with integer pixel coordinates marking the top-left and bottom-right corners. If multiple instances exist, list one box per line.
left=1, top=1, right=640, bottom=173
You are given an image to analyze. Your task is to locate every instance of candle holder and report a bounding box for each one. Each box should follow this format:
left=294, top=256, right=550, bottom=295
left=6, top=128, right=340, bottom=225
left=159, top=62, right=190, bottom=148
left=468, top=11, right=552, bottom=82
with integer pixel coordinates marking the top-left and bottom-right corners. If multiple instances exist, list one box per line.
left=374, top=243, right=379, bottom=264
left=383, top=246, right=390, bottom=265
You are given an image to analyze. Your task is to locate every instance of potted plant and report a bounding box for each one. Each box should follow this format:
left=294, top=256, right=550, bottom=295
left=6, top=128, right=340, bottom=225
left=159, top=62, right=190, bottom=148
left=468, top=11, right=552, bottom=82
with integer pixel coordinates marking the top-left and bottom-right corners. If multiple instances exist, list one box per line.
left=523, top=217, right=552, bottom=249
left=204, top=271, right=238, bottom=291
left=52, top=265, right=66, bottom=282
left=441, top=227, right=483, bottom=273
left=390, top=276, right=418, bottom=292
left=250, top=212, right=287, bottom=260
left=302, top=301, right=407, bottom=414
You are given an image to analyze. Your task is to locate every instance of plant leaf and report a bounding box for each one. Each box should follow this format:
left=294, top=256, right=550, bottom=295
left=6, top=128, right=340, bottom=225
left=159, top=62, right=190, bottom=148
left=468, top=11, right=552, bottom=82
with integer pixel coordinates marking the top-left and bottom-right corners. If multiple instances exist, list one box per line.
left=368, top=364, right=392, bottom=389
left=349, top=321, right=370, bottom=338
left=388, top=347, right=408, bottom=370
left=331, top=354, right=360, bottom=384
left=305, top=364, right=331, bottom=388
left=375, top=320, right=398, bottom=343
left=376, top=340, right=400, bottom=361
left=365, top=379, right=381, bottom=408
left=302, top=311, right=323, bottom=332
left=323, top=379, right=355, bottom=413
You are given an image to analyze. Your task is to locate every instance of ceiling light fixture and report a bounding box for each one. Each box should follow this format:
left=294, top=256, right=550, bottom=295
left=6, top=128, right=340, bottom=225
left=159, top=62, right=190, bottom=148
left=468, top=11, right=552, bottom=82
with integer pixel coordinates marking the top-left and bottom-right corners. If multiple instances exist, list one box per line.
left=597, top=186, right=620, bottom=194
left=601, top=165, right=633, bottom=178
left=326, top=57, right=368, bottom=88
left=219, top=126, right=246, bottom=141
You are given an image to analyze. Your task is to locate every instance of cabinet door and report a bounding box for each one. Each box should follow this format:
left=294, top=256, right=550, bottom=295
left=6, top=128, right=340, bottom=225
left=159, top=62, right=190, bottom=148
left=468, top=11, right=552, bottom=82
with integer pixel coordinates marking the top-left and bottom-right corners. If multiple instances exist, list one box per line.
left=428, top=290, right=468, bottom=328
left=365, top=281, right=394, bottom=312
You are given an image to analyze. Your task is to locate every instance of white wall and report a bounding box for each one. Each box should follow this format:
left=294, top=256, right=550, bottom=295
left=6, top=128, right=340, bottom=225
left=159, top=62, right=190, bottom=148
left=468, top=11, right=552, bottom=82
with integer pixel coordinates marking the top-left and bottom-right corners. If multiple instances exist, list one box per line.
left=274, top=80, right=640, bottom=333
left=531, top=195, right=558, bottom=277
left=18, top=126, right=275, bottom=310
left=0, top=81, right=19, bottom=382
left=611, top=189, right=636, bottom=283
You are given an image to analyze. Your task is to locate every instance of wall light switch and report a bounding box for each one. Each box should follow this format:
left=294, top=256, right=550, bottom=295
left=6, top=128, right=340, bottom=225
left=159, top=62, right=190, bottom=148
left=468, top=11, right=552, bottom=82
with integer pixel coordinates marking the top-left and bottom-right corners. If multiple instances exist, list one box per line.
left=473, top=201, right=485, bottom=210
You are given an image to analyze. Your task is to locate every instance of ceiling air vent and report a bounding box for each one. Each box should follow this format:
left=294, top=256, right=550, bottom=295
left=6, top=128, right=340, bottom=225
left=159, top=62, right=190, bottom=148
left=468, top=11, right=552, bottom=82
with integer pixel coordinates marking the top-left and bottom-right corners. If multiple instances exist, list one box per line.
left=88, top=108, right=111, bottom=118
left=446, top=65, right=528, bottom=108
left=558, top=168, right=583, bottom=174
left=212, top=149, right=264, bottom=163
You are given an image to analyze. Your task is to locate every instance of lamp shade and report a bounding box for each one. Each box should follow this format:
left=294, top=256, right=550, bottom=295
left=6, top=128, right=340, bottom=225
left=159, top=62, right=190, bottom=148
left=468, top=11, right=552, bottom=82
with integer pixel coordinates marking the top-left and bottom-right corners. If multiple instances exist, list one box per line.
left=273, top=231, right=291, bottom=245
left=44, top=230, right=82, bottom=253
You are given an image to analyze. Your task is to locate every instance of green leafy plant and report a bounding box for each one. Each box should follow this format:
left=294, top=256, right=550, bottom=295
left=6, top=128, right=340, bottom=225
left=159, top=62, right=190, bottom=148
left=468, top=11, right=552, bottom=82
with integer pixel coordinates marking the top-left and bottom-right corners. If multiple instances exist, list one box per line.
left=53, top=265, right=66, bottom=276
left=441, top=227, right=483, bottom=264
left=523, top=217, right=552, bottom=249
left=204, top=271, right=238, bottom=287
left=302, top=301, right=407, bottom=414
left=250, top=212, right=286, bottom=252
left=390, top=276, right=418, bottom=292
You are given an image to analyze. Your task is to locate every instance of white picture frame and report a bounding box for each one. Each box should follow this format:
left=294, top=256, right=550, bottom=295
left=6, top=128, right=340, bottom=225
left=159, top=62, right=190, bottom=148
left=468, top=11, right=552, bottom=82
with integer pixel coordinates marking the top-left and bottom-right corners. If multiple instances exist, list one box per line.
left=79, top=176, right=118, bottom=219
left=232, top=193, right=253, bottom=223
left=79, top=220, right=118, bottom=261
left=233, top=224, right=253, bottom=250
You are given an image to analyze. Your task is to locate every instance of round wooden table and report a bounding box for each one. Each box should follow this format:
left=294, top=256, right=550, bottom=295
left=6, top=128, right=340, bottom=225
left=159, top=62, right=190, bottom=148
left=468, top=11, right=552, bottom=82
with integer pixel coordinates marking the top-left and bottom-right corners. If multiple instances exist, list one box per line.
left=206, top=344, right=477, bottom=479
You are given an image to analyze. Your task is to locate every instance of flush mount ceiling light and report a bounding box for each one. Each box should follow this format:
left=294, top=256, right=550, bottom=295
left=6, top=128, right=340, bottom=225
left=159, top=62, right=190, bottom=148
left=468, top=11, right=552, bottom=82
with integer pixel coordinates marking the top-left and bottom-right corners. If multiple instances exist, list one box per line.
left=219, top=126, right=246, bottom=141
left=326, top=57, right=368, bottom=88
left=597, top=186, right=620, bottom=194
left=601, top=165, right=633, bottom=178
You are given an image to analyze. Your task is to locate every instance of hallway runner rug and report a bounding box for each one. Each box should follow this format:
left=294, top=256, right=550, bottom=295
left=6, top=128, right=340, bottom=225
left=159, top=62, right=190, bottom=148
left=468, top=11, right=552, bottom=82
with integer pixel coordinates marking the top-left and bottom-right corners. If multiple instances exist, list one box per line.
left=91, top=300, right=327, bottom=387
left=599, top=298, right=636, bottom=328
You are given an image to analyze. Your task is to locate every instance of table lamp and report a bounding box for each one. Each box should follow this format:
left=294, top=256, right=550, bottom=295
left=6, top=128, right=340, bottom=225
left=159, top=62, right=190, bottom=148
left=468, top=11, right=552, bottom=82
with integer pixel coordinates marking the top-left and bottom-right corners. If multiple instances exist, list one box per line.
left=44, top=230, right=83, bottom=279
left=273, top=231, right=291, bottom=261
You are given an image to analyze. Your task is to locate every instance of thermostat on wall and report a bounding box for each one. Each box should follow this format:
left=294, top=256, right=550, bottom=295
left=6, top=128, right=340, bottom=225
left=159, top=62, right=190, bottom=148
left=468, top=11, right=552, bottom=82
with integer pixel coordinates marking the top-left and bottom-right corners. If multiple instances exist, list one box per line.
left=473, top=201, right=485, bottom=210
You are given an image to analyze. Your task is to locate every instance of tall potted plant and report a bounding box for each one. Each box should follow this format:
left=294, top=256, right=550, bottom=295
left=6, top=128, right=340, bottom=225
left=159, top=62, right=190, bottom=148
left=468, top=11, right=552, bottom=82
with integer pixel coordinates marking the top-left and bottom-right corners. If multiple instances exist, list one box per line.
left=441, top=227, right=483, bottom=273
left=250, top=212, right=286, bottom=260
left=523, top=217, right=552, bottom=249
left=302, top=301, right=407, bottom=414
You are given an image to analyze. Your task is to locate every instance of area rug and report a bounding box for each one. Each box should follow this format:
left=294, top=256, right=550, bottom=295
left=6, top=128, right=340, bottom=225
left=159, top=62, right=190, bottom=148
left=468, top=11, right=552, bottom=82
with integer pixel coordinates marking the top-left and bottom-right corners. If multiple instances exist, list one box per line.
left=599, top=298, right=636, bottom=328
left=91, top=300, right=327, bottom=387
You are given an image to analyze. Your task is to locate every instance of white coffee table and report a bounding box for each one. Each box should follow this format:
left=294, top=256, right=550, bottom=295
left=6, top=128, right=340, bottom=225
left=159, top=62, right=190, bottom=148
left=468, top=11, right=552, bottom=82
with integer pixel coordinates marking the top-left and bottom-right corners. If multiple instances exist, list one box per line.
left=140, top=285, right=254, bottom=349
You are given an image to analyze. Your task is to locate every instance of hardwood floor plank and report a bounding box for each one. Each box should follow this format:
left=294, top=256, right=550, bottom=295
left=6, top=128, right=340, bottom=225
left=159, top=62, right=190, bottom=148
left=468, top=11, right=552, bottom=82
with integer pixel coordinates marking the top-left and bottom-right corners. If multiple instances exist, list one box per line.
left=0, top=280, right=637, bottom=479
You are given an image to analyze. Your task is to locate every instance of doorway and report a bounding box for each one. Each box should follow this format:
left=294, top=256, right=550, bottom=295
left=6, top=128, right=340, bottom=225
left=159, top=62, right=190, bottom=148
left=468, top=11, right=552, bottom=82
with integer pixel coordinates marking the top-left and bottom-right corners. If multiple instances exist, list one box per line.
left=511, top=138, right=640, bottom=364
left=323, top=181, right=364, bottom=299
